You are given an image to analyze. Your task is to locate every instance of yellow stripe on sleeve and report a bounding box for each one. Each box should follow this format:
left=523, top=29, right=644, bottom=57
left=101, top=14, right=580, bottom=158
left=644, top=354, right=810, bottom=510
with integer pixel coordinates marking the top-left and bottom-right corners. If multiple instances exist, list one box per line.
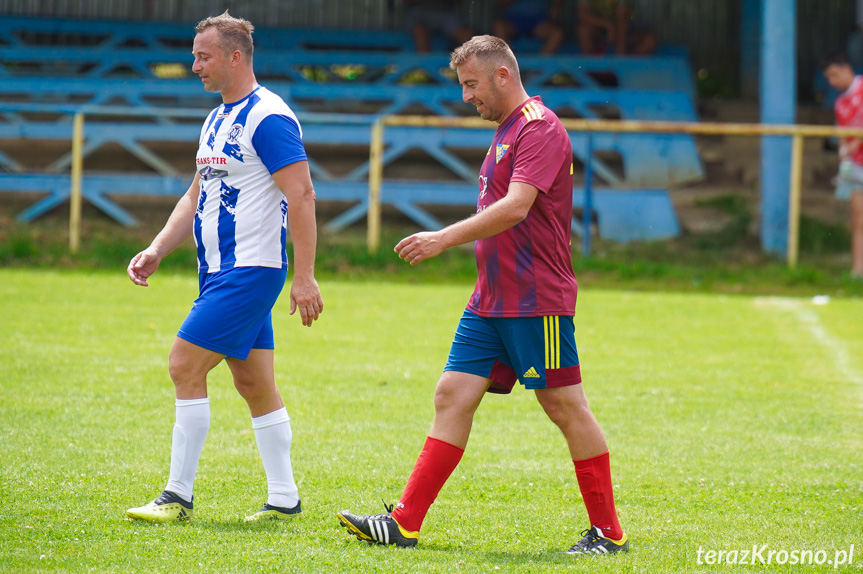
left=521, top=102, right=544, bottom=122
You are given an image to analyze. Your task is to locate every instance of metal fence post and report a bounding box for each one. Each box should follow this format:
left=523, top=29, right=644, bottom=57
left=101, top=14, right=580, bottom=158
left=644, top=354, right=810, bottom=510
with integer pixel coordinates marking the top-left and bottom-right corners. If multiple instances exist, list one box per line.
left=69, top=112, right=84, bottom=254
left=787, top=132, right=804, bottom=269
left=367, top=117, right=384, bottom=254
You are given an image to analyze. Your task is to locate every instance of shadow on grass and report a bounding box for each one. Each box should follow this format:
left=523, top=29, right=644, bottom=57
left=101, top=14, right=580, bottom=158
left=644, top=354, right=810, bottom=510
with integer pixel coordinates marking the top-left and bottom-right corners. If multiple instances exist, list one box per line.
left=118, top=517, right=310, bottom=533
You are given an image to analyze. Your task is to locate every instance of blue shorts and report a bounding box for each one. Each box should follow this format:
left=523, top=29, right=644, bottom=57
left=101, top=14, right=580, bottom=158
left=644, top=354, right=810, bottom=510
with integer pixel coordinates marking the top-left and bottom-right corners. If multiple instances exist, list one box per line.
left=444, top=309, right=582, bottom=394
left=177, top=266, right=287, bottom=360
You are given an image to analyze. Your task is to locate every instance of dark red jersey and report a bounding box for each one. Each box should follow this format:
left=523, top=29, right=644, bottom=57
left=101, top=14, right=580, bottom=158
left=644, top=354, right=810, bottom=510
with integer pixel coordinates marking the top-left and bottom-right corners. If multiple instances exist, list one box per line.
left=467, top=96, right=577, bottom=318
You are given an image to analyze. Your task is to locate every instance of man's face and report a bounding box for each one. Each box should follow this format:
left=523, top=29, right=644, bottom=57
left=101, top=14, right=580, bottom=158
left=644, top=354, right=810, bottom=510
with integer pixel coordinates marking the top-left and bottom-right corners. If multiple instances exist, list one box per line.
left=192, top=28, right=232, bottom=93
left=457, top=56, right=505, bottom=123
left=824, top=63, right=855, bottom=92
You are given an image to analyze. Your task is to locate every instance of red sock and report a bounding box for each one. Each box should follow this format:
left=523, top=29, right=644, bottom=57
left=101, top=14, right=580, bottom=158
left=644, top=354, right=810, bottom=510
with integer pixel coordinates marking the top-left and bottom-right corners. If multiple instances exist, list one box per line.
left=574, top=451, right=623, bottom=540
left=390, top=436, right=464, bottom=532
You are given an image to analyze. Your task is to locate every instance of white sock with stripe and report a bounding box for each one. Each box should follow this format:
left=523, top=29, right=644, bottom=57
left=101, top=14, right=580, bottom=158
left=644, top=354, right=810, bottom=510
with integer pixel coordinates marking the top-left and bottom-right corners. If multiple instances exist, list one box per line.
left=164, top=398, right=210, bottom=503
left=252, top=407, right=299, bottom=508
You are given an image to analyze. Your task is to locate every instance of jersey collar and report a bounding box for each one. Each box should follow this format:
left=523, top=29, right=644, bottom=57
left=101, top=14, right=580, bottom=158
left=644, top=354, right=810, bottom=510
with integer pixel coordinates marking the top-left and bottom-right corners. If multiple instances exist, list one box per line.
left=223, top=85, right=262, bottom=109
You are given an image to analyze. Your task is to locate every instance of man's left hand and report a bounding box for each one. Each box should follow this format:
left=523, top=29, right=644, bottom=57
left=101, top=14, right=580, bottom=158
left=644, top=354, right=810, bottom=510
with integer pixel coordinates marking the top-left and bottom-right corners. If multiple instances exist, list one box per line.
left=290, top=275, right=323, bottom=327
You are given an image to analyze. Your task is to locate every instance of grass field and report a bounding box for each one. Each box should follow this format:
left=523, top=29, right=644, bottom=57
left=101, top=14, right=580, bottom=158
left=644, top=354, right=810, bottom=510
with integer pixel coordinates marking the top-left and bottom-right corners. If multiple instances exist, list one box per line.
left=1, top=268, right=862, bottom=573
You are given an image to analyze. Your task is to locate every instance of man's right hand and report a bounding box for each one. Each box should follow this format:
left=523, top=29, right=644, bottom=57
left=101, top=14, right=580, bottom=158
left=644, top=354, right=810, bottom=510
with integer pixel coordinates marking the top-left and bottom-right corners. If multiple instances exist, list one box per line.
left=127, top=248, right=162, bottom=287
left=395, top=230, right=447, bottom=265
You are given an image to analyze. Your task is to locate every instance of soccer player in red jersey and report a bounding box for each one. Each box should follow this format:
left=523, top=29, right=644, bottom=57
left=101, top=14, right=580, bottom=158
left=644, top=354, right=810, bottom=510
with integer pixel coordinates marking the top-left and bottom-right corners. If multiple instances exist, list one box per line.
left=823, top=52, right=863, bottom=279
left=337, top=35, right=627, bottom=555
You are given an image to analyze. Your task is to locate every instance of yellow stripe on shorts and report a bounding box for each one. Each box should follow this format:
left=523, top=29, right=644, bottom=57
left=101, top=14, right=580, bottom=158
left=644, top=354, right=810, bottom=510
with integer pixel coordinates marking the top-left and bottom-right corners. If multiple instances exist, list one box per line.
left=543, top=316, right=549, bottom=369
left=544, top=316, right=560, bottom=370
left=555, top=316, right=561, bottom=369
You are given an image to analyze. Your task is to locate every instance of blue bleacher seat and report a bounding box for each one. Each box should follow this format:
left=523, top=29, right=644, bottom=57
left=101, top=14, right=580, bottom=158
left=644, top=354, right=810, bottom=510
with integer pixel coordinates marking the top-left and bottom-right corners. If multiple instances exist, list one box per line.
left=0, top=16, right=701, bottom=242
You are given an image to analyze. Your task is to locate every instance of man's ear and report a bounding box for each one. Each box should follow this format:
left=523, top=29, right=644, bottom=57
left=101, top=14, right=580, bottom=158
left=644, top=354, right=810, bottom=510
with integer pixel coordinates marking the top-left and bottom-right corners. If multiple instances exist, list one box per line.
left=498, top=66, right=511, bottom=87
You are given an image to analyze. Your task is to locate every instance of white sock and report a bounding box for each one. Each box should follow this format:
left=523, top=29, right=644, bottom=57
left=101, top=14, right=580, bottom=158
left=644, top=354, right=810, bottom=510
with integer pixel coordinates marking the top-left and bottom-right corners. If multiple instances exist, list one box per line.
left=164, top=398, right=210, bottom=503
left=252, top=407, right=299, bottom=508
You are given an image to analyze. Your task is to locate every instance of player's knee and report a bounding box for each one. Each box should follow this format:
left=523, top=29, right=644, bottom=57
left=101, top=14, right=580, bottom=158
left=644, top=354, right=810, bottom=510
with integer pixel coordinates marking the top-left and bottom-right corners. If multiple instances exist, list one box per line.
left=541, top=400, right=568, bottom=427
left=540, top=393, right=590, bottom=427
left=232, top=375, right=258, bottom=398
left=168, top=353, right=197, bottom=387
left=433, top=384, right=455, bottom=412
left=433, top=381, right=470, bottom=415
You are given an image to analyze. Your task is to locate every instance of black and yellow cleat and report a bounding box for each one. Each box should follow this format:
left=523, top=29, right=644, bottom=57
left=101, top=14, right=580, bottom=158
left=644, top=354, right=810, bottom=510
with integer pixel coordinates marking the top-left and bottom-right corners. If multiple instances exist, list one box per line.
left=566, top=526, right=629, bottom=555
left=337, top=504, right=419, bottom=548
left=126, top=490, right=193, bottom=523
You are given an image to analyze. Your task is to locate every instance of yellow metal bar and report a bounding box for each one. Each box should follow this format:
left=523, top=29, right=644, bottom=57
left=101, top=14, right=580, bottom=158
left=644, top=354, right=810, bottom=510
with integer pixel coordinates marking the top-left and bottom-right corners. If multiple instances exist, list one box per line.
left=787, top=133, right=804, bottom=269
left=69, top=112, right=84, bottom=254
left=367, top=118, right=384, bottom=253
left=376, top=114, right=863, bottom=268
left=560, top=119, right=863, bottom=138
left=382, top=114, right=863, bottom=139
left=384, top=114, right=863, bottom=138
left=383, top=115, right=492, bottom=129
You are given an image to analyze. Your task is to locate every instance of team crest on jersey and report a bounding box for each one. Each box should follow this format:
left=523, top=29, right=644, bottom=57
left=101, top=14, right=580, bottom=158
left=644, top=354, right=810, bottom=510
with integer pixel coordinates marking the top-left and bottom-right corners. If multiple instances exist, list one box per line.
left=495, top=144, right=510, bottom=164
left=227, top=124, right=244, bottom=143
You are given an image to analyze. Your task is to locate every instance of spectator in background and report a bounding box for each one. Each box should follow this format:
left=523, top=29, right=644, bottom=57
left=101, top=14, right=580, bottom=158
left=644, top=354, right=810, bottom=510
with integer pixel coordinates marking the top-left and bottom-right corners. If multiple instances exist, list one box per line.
left=577, top=0, right=656, bottom=56
left=823, top=52, right=863, bottom=279
left=848, top=24, right=863, bottom=72
left=846, top=0, right=863, bottom=71
left=812, top=1, right=863, bottom=113
left=404, top=0, right=473, bottom=53
left=492, top=0, right=565, bottom=55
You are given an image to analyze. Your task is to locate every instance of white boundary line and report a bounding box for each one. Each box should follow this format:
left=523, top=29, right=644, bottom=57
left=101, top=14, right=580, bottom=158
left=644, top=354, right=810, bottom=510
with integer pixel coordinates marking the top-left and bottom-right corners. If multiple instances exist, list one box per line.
left=754, top=297, right=863, bottom=387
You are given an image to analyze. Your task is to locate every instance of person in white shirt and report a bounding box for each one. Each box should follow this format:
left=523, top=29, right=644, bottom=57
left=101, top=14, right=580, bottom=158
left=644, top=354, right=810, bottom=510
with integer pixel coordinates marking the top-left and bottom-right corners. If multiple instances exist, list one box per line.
left=125, top=11, right=323, bottom=522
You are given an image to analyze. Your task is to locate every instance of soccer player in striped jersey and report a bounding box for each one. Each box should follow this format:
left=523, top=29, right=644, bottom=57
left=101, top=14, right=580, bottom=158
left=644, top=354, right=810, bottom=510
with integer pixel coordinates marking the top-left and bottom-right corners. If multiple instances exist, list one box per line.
left=337, top=35, right=627, bottom=555
left=125, top=11, right=323, bottom=523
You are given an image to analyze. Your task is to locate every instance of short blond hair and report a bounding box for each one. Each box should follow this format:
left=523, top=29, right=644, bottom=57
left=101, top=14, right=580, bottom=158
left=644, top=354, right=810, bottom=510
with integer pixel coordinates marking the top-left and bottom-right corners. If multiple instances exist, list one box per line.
left=449, top=35, right=520, bottom=80
left=195, top=10, right=254, bottom=60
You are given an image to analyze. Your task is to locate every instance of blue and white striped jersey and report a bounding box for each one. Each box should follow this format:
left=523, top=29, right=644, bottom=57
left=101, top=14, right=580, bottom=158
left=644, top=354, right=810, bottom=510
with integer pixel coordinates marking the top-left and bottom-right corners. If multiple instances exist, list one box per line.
left=193, top=86, right=307, bottom=273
